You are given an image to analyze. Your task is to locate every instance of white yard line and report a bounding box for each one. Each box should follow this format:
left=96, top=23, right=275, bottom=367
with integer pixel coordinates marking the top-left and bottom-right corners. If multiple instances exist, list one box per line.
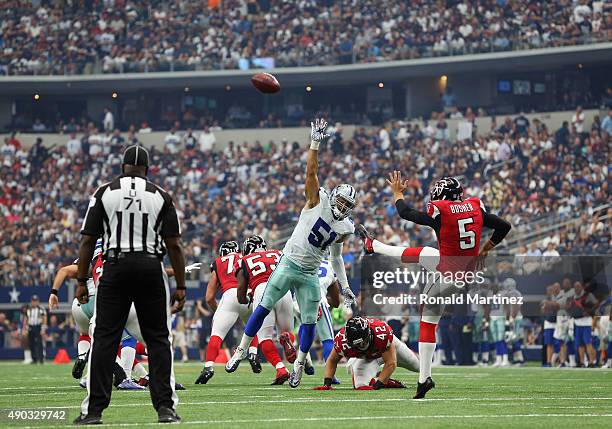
left=15, top=413, right=612, bottom=429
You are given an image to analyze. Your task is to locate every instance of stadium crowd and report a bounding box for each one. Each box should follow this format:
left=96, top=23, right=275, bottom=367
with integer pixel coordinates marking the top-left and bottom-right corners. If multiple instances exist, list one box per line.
left=1, top=0, right=610, bottom=75
left=1, top=106, right=609, bottom=289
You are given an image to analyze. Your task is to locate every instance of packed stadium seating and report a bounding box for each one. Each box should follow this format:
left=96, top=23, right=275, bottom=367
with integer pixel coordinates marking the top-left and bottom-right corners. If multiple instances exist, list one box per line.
left=1, top=0, right=609, bottom=75
left=1, top=106, right=609, bottom=289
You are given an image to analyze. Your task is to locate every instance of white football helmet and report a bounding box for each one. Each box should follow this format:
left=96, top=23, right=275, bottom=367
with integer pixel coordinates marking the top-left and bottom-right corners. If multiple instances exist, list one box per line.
left=329, top=184, right=356, bottom=220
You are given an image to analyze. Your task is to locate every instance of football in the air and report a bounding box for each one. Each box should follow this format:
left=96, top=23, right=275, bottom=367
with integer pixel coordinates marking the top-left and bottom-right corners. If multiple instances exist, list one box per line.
left=251, top=72, right=281, bottom=94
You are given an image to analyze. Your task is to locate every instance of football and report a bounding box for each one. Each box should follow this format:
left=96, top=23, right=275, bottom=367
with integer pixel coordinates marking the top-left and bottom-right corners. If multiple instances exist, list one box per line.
left=251, top=72, right=281, bottom=94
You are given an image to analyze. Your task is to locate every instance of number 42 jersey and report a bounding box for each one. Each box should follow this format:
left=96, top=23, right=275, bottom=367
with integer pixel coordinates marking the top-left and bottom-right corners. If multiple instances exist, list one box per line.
left=283, top=188, right=355, bottom=271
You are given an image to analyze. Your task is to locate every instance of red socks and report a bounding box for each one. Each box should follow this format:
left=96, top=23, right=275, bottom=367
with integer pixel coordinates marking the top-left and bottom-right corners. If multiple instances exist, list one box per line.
left=260, top=339, right=283, bottom=367
left=401, top=247, right=424, bottom=264
left=206, top=335, right=223, bottom=363
left=419, top=320, right=437, bottom=343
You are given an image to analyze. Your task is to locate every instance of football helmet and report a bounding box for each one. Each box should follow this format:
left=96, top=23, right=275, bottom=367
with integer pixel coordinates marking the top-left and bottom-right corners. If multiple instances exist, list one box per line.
left=429, top=177, right=463, bottom=202
left=345, top=316, right=372, bottom=351
left=502, top=278, right=517, bottom=291
left=219, top=241, right=240, bottom=256
left=329, top=184, right=357, bottom=220
left=242, top=235, right=267, bottom=256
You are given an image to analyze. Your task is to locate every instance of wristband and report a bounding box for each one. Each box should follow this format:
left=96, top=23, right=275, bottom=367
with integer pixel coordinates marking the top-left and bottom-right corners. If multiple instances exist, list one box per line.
left=309, top=140, right=320, bottom=150
left=49, top=289, right=58, bottom=296
left=175, top=286, right=187, bottom=291
left=323, top=377, right=333, bottom=387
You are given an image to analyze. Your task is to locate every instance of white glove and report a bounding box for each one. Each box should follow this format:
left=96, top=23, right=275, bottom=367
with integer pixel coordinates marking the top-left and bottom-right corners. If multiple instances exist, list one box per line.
left=341, top=287, right=356, bottom=308
left=185, top=262, right=202, bottom=274
left=310, top=118, right=331, bottom=149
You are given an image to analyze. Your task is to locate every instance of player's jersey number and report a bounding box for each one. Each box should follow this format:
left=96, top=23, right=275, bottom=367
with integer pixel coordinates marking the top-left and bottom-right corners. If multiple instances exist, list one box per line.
left=457, top=217, right=476, bottom=249
left=244, top=252, right=280, bottom=276
left=309, top=218, right=337, bottom=251
left=220, top=254, right=237, bottom=274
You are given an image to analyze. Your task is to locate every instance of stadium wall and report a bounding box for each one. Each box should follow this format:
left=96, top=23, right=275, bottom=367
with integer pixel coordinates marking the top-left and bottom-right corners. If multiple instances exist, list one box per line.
left=2, top=109, right=603, bottom=151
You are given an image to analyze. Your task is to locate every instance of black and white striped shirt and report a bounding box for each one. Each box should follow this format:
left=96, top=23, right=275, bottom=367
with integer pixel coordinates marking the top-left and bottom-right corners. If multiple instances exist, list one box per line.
left=25, top=305, right=46, bottom=327
left=81, top=174, right=181, bottom=257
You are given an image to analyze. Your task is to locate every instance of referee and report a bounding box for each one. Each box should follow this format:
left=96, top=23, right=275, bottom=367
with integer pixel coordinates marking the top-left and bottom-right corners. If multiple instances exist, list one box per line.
left=74, top=145, right=186, bottom=425
left=24, top=295, right=47, bottom=364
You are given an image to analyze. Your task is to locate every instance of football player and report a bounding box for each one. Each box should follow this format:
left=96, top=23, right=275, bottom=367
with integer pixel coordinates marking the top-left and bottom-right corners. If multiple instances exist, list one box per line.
left=314, top=316, right=419, bottom=390
left=235, top=235, right=295, bottom=385
left=551, top=278, right=576, bottom=367
left=195, top=241, right=260, bottom=384
left=356, top=172, right=511, bottom=398
left=226, top=118, right=356, bottom=388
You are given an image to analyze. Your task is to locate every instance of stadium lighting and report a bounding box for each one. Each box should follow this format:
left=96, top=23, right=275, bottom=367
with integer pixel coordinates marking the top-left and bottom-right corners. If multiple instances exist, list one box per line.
left=441, top=75, right=448, bottom=82
left=111, top=92, right=118, bottom=99
left=378, top=82, right=384, bottom=88
left=578, top=63, right=583, bottom=69
left=225, top=85, right=231, bottom=91
left=33, top=94, right=40, bottom=101
left=306, top=85, right=312, bottom=92
left=184, top=87, right=190, bottom=92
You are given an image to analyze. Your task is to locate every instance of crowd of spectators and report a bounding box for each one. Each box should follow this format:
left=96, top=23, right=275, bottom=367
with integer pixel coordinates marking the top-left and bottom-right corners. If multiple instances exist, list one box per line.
left=1, top=103, right=609, bottom=288
left=1, top=0, right=610, bottom=76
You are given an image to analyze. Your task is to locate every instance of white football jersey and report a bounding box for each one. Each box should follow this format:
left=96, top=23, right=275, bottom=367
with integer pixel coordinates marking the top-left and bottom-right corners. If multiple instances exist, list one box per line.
left=283, top=188, right=355, bottom=271
left=488, top=289, right=507, bottom=318
left=554, top=289, right=573, bottom=318
left=318, top=260, right=336, bottom=306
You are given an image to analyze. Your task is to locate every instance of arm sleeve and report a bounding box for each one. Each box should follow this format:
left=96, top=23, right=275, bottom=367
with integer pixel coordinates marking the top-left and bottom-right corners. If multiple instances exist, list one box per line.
left=160, top=194, right=181, bottom=238
left=396, top=199, right=440, bottom=231
left=329, top=241, right=349, bottom=290
left=80, top=186, right=107, bottom=237
left=481, top=210, right=512, bottom=245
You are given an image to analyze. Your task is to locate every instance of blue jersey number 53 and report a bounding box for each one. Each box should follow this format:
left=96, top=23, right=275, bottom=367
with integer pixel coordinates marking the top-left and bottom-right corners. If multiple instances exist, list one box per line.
left=308, top=218, right=337, bottom=251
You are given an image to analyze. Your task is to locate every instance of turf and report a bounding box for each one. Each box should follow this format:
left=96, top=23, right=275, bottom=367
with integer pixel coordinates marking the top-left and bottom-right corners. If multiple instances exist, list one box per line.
left=0, top=361, right=610, bottom=428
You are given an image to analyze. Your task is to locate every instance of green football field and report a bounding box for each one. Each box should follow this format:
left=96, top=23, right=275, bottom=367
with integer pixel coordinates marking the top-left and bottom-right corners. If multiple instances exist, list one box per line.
left=0, top=361, right=611, bottom=428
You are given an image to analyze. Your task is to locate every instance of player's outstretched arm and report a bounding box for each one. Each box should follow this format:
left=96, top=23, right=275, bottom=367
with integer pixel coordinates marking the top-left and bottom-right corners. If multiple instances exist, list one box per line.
left=376, top=341, right=398, bottom=387
left=387, top=171, right=437, bottom=228
left=314, top=348, right=341, bottom=390
left=305, top=118, right=331, bottom=208
left=330, top=236, right=355, bottom=307
left=49, top=264, right=78, bottom=309
left=476, top=212, right=512, bottom=269
left=205, top=271, right=219, bottom=312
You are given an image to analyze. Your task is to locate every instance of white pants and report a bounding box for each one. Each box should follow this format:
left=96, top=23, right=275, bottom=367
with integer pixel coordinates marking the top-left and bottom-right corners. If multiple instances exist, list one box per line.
left=346, top=336, right=419, bottom=388
left=72, top=298, right=91, bottom=335
left=211, top=288, right=252, bottom=339
left=123, top=304, right=144, bottom=344
left=554, top=315, right=570, bottom=341
left=253, top=283, right=293, bottom=341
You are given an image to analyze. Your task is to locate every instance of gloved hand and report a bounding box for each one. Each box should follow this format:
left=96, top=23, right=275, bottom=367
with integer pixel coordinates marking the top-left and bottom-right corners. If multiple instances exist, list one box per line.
left=185, top=262, right=202, bottom=274
left=342, top=287, right=356, bottom=308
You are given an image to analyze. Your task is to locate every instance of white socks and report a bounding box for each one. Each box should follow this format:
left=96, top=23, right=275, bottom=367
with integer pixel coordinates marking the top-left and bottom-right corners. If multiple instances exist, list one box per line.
left=23, top=350, right=32, bottom=363
left=77, top=340, right=90, bottom=359
left=205, top=361, right=214, bottom=369
left=373, top=240, right=406, bottom=258
left=248, top=346, right=258, bottom=355
left=238, top=334, right=253, bottom=352
left=120, top=347, right=136, bottom=379
left=296, top=350, right=307, bottom=366
left=275, top=362, right=286, bottom=369
left=133, top=362, right=147, bottom=379
left=418, top=342, right=436, bottom=383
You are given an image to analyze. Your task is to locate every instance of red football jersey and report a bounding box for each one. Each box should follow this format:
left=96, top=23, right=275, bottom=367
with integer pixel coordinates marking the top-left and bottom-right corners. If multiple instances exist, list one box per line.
left=333, top=317, right=394, bottom=359
left=210, top=252, right=240, bottom=294
left=236, top=249, right=281, bottom=291
left=92, top=254, right=104, bottom=287
left=427, top=197, right=484, bottom=271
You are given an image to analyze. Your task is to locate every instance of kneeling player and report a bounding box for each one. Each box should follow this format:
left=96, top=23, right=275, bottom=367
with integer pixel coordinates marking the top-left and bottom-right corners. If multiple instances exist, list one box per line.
left=314, top=316, right=419, bottom=390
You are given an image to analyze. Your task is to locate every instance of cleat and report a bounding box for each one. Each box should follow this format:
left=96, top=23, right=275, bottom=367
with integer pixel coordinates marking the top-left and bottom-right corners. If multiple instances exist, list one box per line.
left=225, top=347, right=247, bottom=373
left=79, top=378, right=87, bottom=389
left=271, top=367, right=290, bottom=385
left=175, top=382, right=186, bottom=391
left=305, top=358, right=315, bottom=376
left=72, top=358, right=87, bottom=379
left=117, top=379, right=145, bottom=390
left=413, top=377, right=435, bottom=399
left=195, top=367, right=214, bottom=384
left=157, top=406, right=181, bottom=424
left=355, top=224, right=374, bottom=254
left=248, top=353, right=262, bottom=373
left=331, top=376, right=341, bottom=385
left=279, top=332, right=296, bottom=363
left=385, top=378, right=406, bottom=389
left=73, top=414, right=102, bottom=425
left=289, top=361, right=304, bottom=388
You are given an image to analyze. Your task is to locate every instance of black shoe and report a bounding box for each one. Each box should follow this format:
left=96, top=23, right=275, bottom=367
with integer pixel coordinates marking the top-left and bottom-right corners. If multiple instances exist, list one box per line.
left=413, top=377, right=435, bottom=399
left=175, top=382, right=186, bottom=390
left=158, top=406, right=181, bottom=423
left=72, top=358, right=87, bottom=380
left=355, top=224, right=375, bottom=254
left=195, top=367, right=214, bottom=384
left=73, top=414, right=102, bottom=425
left=248, top=353, right=262, bottom=374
